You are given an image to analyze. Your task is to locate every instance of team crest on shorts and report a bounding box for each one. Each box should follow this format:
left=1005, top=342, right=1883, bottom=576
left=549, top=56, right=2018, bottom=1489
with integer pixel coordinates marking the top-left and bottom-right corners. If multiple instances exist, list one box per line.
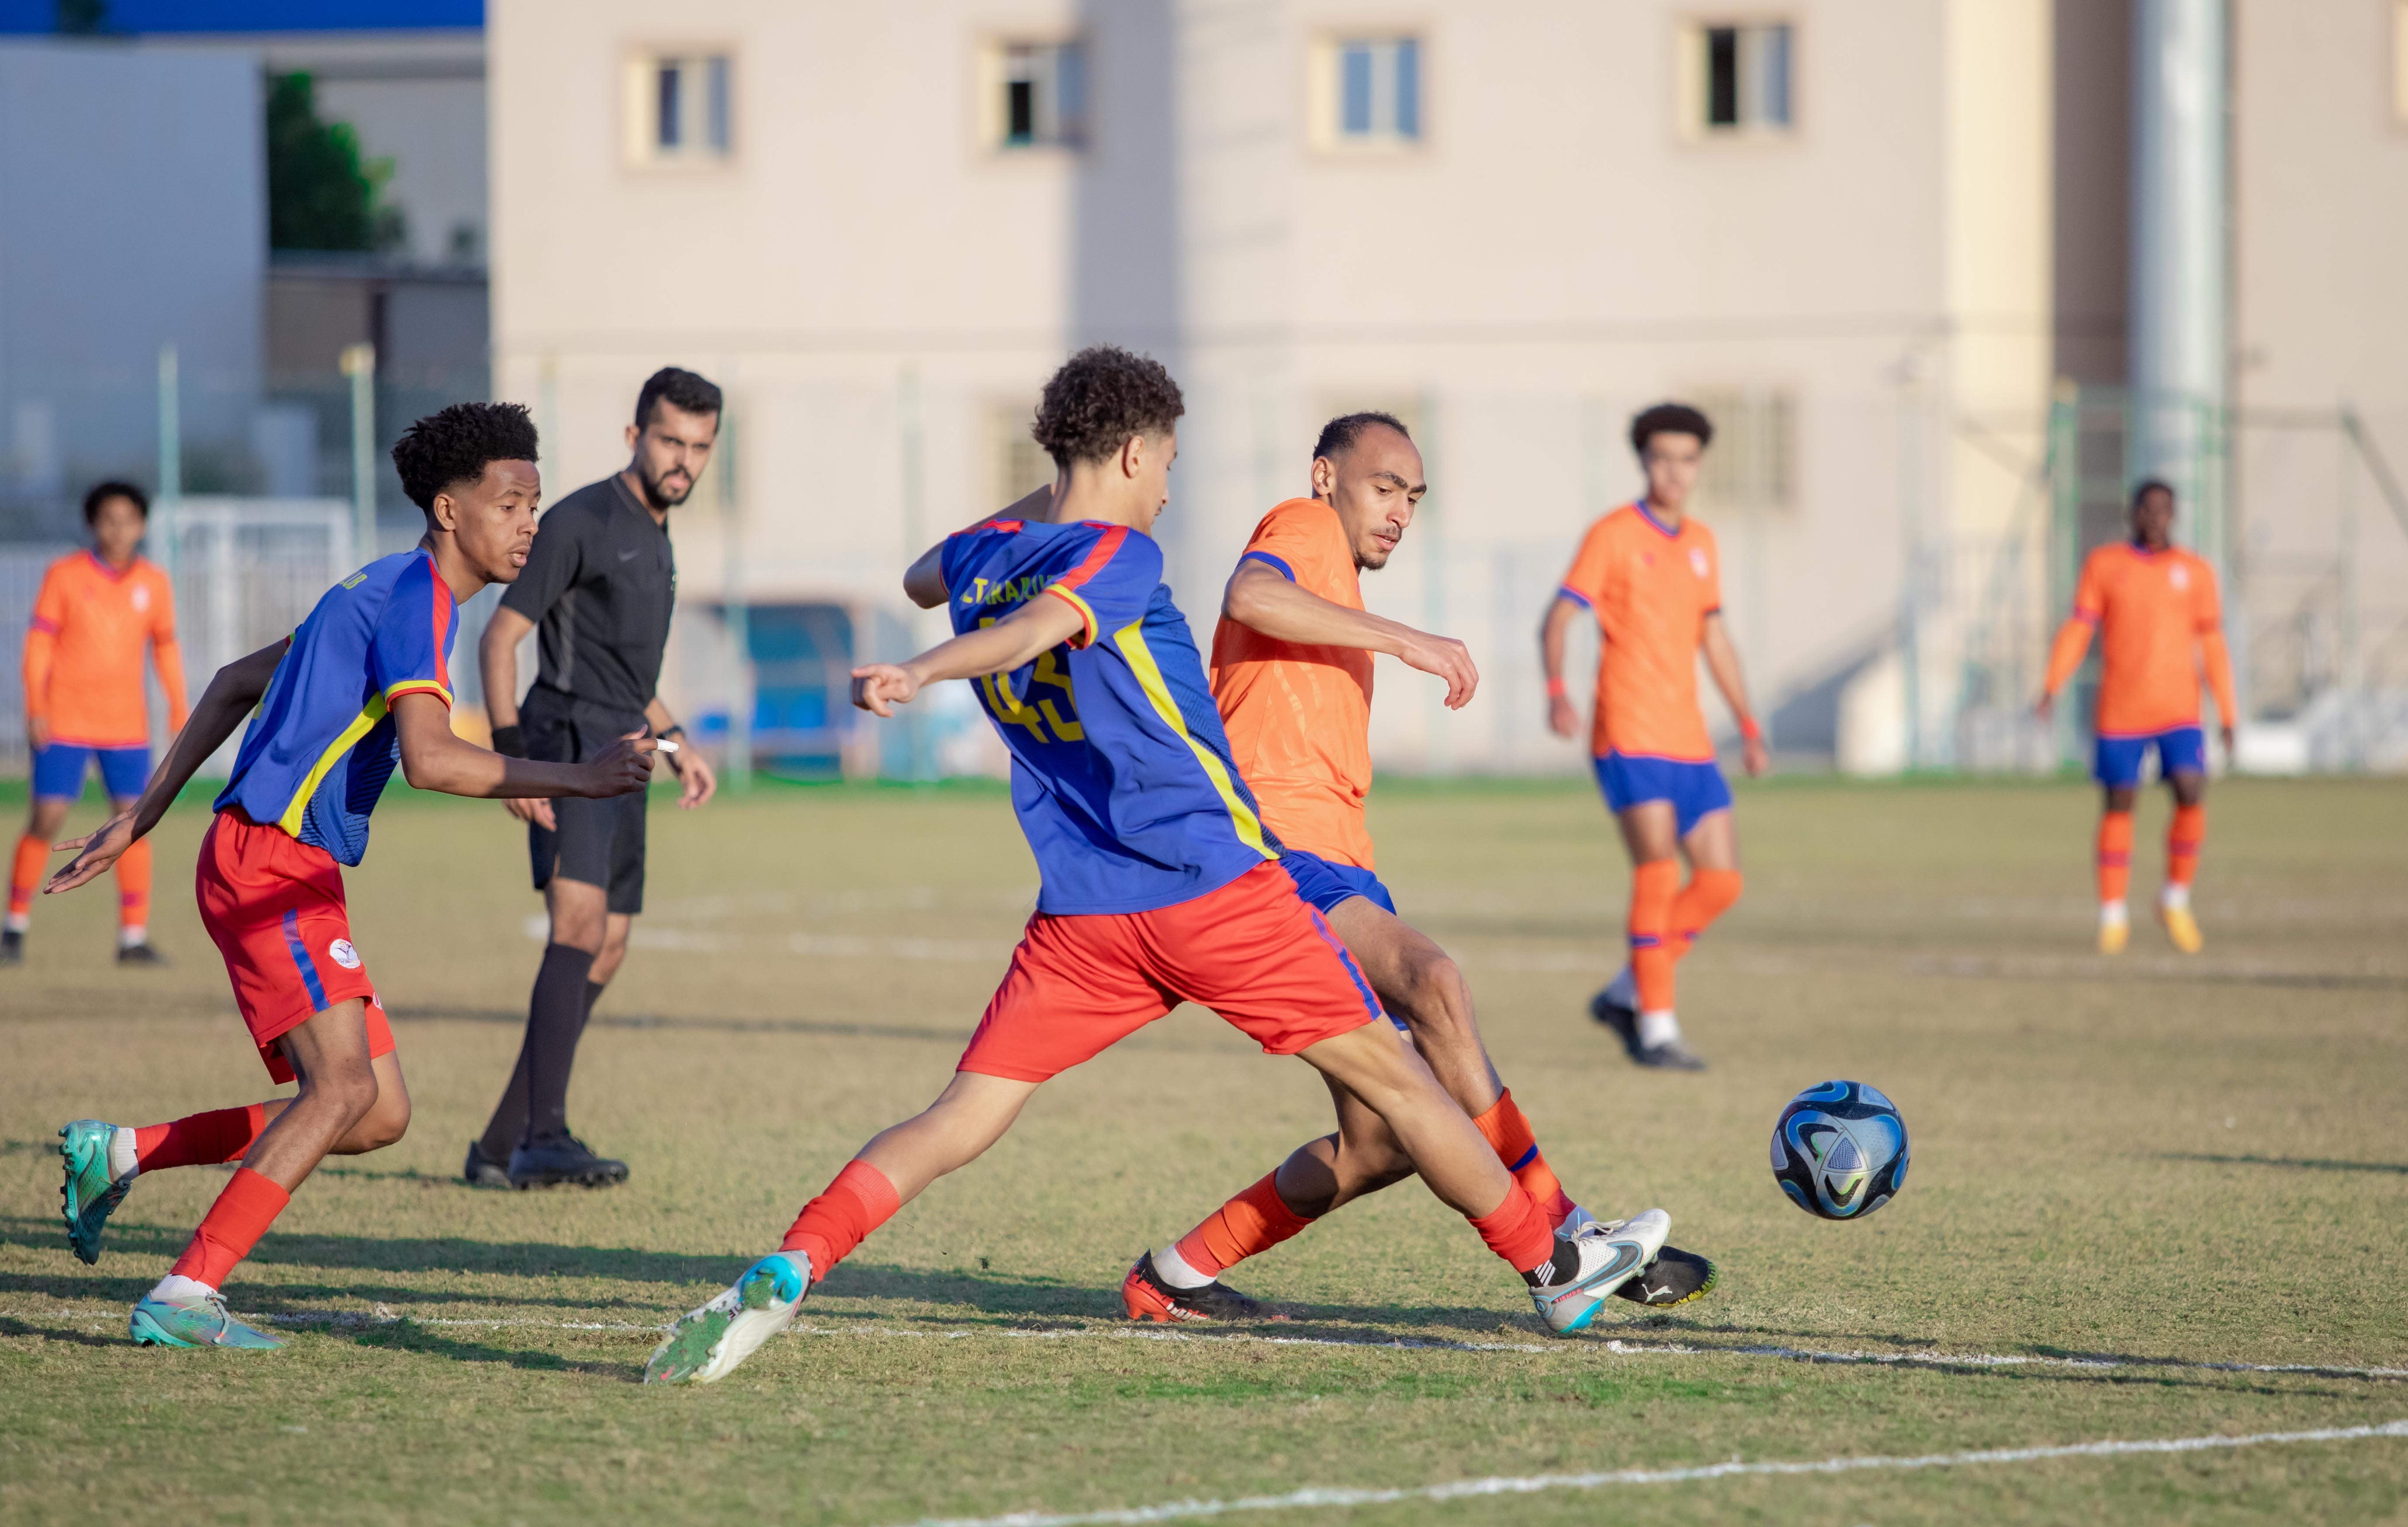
left=328, top=938, right=362, bottom=969
left=1690, top=547, right=1710, bottom=578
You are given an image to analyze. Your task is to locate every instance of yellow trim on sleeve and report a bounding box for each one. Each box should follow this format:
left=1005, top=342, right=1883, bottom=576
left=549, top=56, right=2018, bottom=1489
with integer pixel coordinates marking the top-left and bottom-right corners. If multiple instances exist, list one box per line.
left=276, top=696, right=389, bottom=838
left=1042, top=585, right=1100, bottom=649
left=384, top=680, right=453, bottom=708
left=1109, top=620, right=1276, bottom=861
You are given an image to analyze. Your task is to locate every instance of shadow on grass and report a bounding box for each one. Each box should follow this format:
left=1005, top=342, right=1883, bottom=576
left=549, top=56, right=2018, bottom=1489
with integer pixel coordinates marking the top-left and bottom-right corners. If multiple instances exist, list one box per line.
left=0, top=1314, right=124, bottom=1349
left=2153, top=1152, right=2408, bottom=1175
left=390, top=1004, right=976, bottom=1047
left=338, top=1318, right=630, bottom=1378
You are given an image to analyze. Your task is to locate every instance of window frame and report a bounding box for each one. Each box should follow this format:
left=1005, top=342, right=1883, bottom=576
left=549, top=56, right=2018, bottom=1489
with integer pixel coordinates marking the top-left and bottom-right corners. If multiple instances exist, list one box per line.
left=622, top=46, right=738, bottom=169
left=976, top=34, right=1090, bottom=155
left=1675, top=16, right=1799, bottom=143
left=1307, top=30, right=1430, bottom=154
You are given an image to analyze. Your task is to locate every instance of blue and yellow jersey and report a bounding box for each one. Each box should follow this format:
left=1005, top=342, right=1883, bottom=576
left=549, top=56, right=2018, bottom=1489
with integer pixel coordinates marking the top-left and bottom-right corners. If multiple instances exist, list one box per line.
left=215, top=549, right=457, bottom=866
left=940, top=517, right=1280, bottom=915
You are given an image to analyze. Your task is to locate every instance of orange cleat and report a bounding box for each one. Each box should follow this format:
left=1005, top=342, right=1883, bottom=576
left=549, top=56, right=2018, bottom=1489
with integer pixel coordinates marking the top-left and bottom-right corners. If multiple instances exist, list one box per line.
left=1120, top=1251, right=1270, bottom=1323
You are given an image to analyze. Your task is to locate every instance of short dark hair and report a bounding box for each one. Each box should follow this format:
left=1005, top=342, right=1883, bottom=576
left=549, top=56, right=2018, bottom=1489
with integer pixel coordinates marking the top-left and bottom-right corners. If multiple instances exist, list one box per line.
left=635, top=367, right=723, bottom=429
left=2131, top=477, right=2176, bottom=508
left=1630, top=402, right=1715, bottom=454
left=1032, top=346, right=1185, bottom=469
left=82, top=479, right=148, bottom=525
left=391, top=402, right=541, bottom=514
left=1313, top=411, right=1412, bottom=462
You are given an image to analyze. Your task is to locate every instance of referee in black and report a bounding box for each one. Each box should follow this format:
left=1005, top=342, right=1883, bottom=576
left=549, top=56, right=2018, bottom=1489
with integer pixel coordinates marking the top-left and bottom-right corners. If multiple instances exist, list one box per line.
left=465, top=367, right=721, bottom=1188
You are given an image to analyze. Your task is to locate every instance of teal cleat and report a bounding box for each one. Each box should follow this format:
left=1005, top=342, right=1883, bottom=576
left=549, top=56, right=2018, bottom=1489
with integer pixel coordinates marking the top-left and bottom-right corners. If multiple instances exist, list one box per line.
left=129, top=1289, right=284, bottom=1349
left=58, top=1119, right=131, bottom=1265
left=644, top=1251, right=811, bottom=1386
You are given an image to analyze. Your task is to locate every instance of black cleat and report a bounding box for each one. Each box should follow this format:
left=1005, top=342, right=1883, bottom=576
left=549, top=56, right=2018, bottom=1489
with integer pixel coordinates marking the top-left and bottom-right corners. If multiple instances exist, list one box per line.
left=1121, top=1251, right=1270, bottom=1323
left=1613, top=1244, right=1719, bottom=1307
left=1, top=929, right=22, bottom=965
left=115, top=941, right=169, bottom=966
left=1588, top=989, right=1708, bottom=1070
left=507, top=1133, right=630, bottom=1189
left=462, top=1139, right=512, bottom=1189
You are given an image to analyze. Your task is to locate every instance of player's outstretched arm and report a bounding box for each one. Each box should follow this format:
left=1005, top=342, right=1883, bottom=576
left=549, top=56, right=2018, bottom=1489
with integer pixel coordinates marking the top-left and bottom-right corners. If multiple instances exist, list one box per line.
left=1700, top=613, right=1770, bottom=777
left=851, top=593, right=1086, bottom=717
left=900, top=486, right=1059, bottom=609
left=1222, top=559, right=1477, bottom=708
left=44, top=637, right=290, bottom=894
left=392, top=693, right=655, bottom=801
left=1538, top=595, right=1585, bottom=739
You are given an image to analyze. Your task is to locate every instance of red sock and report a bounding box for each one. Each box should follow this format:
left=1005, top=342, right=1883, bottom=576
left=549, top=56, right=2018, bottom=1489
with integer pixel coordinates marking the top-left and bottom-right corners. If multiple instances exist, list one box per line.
left=115, top=837, right=151, bottom=932
left=1669, top=868, right=1743, bottom=959
left=167, top=1167, right=290, bottom=1289
left=1171, top=1170, right=1316, bottom=1279
left=135, top=1104, right=267, bottom=1172
left=1628, top=859, right=1681, bottom=1011
left=1470, top=1092, right=1576, bottom=1230
left=8, top=832, right=45, bottom=920
left=2167, top=803, right=2205, bottom=886
left=1466, top=1179, right=1555, bottom=1274
left=778, top=1160, right=901, bottom=1279
left=2098, top=811, right=2134, bottom=904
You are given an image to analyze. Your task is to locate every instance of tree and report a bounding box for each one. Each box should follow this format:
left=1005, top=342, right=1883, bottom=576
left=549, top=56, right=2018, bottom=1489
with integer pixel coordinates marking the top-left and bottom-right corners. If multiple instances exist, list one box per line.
left=266, top=72, right=406, bottom=254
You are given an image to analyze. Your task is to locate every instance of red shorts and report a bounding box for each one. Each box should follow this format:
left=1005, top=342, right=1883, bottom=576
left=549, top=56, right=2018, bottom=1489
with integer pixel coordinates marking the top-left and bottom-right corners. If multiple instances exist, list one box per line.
left=959, top=859, right=1385, bottom=1083
left=196, top=811, right=395, bottom=1083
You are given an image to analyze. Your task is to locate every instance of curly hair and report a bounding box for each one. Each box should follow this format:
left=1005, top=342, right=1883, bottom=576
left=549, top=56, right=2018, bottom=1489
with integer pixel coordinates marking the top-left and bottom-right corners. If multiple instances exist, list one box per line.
left=1629, top=402, right=1714, bottom=454
left=1031, top=346, right=1185, bottom=469
left=391, top=402, right=541, bottom=513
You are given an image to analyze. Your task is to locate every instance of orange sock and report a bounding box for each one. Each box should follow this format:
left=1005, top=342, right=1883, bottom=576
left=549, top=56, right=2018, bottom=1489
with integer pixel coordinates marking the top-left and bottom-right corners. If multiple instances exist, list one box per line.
left=8, top=832, right=45, bottom=923
left=1669, top=868, right=1743, bottom=959
left=1628, top=859, right=1680, bottom=1011
left=1172, top=1170, right=1316, bottom=1279
left=168, top=1166, right=290, bottom=1289
left=1471, top=1091, right=1576, bottom=1229
left=135, top=1104, right=267, bottom=1172
left=778, top=1160, right=901, bottom=1279
left=2096, top=811, right=2134, bottom=905
left=2167, top=803, right=2205, bottom=887
left=1466, top=1179, right=1556, bottom=1274
left=115, top=837, right=151, bottom=934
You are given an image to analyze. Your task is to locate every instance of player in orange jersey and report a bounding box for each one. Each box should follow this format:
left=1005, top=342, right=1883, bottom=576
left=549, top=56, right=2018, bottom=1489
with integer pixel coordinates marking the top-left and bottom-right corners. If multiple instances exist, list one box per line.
left=1125, top=412, right=1715, bottom=1324
left=2038, top=479, right=2236, bottom=955
left=7, top=482, right=187, bottom=966
left=1541, top=404, right=1768, bottom=1071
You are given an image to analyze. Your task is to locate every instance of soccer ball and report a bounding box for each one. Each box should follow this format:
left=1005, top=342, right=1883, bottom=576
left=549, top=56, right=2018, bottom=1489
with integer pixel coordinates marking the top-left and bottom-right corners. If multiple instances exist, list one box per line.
left=1770, top=1080, right=1908, bottom=1220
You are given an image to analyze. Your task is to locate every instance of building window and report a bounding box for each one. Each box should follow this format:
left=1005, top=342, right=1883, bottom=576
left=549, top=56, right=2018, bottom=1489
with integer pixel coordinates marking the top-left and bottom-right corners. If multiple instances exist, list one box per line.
left=1689, top=387, right=1797, bottom=509
left=627, top=52, right=732, bottom=163
left=981, top=40, right=1086, bottom=150
left=1683, top=21, right=1792, bottom=136
left=1311, top=36, right=1422, bottom=149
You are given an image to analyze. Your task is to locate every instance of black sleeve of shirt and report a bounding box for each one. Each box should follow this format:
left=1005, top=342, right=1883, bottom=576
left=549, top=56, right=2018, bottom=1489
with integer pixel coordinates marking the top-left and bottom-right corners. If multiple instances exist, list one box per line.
left=499, top=503, right=586, bottom=624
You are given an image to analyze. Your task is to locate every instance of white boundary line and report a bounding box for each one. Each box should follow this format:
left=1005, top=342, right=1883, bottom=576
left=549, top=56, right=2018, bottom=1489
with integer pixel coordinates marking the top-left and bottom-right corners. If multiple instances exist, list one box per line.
left=896, top=1420, right=2408, bottom=1527
left=11, top=1306, right=2405, bottom=1381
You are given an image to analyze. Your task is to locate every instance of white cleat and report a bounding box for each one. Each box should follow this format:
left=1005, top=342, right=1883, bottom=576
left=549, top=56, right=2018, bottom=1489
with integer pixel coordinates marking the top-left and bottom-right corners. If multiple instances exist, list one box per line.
left=643, top=1251, right=811, bottom=1386
left=1528, top=1209, right=1670, bottom=1335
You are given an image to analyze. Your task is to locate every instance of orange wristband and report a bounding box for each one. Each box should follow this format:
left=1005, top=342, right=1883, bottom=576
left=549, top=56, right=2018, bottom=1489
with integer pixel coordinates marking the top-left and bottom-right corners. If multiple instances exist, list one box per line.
left=1738, top=714, right=1762, bottom=744
left=1546, top=678, right=1568, bottom=700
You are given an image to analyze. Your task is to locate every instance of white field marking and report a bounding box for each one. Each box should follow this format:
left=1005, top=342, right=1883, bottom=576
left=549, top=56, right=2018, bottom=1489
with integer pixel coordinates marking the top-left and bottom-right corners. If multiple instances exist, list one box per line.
left=897, top=1420, right=2408, bottom=1527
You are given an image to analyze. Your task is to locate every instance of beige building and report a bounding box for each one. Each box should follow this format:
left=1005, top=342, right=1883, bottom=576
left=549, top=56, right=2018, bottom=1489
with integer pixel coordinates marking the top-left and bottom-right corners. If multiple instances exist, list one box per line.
left=486, top=0, right=2407, bottom=777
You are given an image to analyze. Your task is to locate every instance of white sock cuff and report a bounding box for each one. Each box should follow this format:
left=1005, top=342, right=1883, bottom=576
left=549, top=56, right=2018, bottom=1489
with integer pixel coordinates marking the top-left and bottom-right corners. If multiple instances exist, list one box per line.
left=1152, top=1244, right=1215, bottom=1290
left=3, top=912, right=26, bottom=934
left=108, top=1126, right=139, bottom=1182
left=148, top=1273, right=217, bottom=1304
left=2100, top=900, right=2129, bottom=923
left=1636, top=1010, right=1681, bottom=1049
left=2160, top=883, right=2191, bottom=910
left=119, top=924, right=148, bottom=949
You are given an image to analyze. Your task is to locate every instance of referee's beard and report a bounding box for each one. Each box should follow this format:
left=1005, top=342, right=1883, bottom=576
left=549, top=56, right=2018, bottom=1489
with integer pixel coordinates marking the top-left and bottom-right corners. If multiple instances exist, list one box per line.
left=638, top=464, right=694, bottom=511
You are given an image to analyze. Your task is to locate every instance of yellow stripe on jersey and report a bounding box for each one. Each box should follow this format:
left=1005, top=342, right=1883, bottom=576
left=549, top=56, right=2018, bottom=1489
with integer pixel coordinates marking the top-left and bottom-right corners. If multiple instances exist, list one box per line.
left=1042, top=584, right=1100, bottom=649
left=276, top=695, right=389, bottom=838
left=1110, top=620, right=1276, bottom=862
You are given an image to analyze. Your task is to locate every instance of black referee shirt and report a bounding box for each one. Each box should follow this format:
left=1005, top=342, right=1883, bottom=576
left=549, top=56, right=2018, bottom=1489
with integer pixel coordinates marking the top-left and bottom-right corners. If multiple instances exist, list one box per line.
left=503, top=472, right=676, bottom=739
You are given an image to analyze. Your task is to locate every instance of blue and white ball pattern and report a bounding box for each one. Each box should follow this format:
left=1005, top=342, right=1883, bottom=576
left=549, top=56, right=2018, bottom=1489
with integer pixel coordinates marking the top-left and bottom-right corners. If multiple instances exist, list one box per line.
left=1770, top=1080, right=1909, bottom=1220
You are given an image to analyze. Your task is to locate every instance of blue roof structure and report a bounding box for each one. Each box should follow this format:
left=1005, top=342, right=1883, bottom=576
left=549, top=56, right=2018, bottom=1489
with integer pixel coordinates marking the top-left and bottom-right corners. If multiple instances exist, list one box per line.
left=0, top=0, right=478, bottom=31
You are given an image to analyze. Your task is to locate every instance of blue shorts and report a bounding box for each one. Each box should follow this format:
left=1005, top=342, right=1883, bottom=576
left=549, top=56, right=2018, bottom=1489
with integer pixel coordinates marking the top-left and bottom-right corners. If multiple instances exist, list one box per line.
left=31, top=744, right=151, bottom=802
left=1277, top=848, right=1406, bottom=1031
left=1593, top=751, right=1733, bottom=839
left=2094, top=726, right=2206, bottom=788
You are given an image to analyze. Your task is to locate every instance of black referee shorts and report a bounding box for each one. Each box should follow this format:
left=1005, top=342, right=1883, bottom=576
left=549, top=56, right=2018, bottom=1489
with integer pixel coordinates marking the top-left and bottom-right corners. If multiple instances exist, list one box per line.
left=525, top=714, right=648, bottom=915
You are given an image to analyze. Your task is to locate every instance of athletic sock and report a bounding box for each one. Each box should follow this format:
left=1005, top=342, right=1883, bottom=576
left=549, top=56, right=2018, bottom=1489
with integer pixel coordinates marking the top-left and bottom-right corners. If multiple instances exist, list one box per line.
left=1165, top=1170, right=1318, bottom=1282
left=1470, top=1091, right=1576, bottom=1230
left=1628, top=859, right=1681, bottom=1013
left=166, top=1166, right=290, bottom=1289
left=1637, top=1010, right=1682, bottom=1049
left=114, top=838, right=151, bottom=940
left=479, top=976, right=609, bottom=1162
left=2097, top=810, right=2134, bottom=909
left=1464, top=1180, right=1556, bottom=1277
left=1668, top=868, right=1743, bottom=960
left=519, top=943, right=597, bottom=1145
left=9, top=831, right=46, bottom=928
left=131, top=1104, right=267, bottom=1176
left=2167, top=803, right=2205, bottom=888
left=779, top=1159, right=901, bottom=1279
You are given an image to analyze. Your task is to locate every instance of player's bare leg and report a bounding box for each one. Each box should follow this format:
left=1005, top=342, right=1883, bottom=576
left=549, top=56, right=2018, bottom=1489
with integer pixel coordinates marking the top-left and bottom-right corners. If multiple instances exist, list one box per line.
left=2158, top=769, right=2207, bottom=952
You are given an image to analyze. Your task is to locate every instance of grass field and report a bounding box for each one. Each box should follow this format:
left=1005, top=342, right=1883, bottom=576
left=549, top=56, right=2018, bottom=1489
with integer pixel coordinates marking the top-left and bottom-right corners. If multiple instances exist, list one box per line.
left=3, top=776, right=2405, bottom=1524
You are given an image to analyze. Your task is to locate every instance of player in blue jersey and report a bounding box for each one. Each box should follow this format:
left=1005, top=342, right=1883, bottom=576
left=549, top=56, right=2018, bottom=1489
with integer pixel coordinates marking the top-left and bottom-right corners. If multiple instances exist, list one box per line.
left=44, top=403, right=655, bottom=1349
left=647, top=348, right=1666, bottom=1386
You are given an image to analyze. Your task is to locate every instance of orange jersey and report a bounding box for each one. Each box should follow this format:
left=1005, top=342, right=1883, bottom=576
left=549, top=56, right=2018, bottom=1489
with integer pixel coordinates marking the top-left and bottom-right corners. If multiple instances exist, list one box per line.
left=2045, top=542, right=2236, bottom=735
left=1558, top=503, right=1721, bottom=761
left=1209, top=499, right=1378, bottom=869
left=22, top=551, right=186, bottom=747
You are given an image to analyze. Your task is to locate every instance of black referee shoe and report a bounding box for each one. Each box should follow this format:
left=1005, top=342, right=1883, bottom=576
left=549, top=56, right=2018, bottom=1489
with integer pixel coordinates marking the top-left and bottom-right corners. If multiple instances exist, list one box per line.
left=507, top=1134, right=630, bottom=1189
left=461, top=1140, right=512, bottom=1189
